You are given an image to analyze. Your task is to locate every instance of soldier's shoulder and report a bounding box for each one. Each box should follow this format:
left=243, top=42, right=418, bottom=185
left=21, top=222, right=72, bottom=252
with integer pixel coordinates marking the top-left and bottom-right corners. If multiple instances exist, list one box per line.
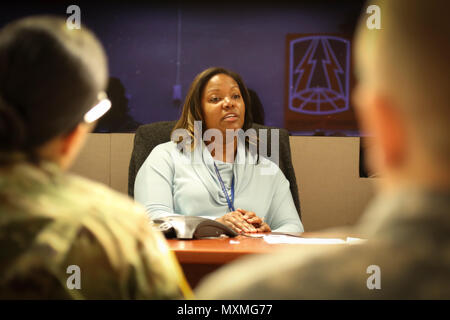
left=59, top=172, right=149, bottom=226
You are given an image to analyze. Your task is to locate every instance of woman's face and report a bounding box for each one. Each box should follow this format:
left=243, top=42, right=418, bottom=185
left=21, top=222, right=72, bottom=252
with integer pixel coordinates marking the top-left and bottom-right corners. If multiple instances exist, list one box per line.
left=201, top=73, right=245, bottom=136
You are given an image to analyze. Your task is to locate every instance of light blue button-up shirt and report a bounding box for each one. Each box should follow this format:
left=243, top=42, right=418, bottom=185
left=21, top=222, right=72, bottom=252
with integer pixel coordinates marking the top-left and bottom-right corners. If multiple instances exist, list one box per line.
left=134, top=141, right=303, bottom=232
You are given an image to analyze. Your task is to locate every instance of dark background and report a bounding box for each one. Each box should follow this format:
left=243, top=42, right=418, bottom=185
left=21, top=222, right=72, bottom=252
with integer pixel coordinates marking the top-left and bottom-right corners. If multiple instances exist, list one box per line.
left=0, top=0, right=366, bottom=134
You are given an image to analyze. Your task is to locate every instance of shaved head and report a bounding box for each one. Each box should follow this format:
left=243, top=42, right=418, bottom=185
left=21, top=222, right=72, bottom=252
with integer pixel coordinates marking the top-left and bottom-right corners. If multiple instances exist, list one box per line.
left=355, top=0, right=450, bottom=164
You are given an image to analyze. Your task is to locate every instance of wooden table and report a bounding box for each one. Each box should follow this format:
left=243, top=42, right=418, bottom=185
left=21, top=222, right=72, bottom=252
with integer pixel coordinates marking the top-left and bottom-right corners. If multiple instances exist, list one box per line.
left=167, top=232, right=351, bottom=288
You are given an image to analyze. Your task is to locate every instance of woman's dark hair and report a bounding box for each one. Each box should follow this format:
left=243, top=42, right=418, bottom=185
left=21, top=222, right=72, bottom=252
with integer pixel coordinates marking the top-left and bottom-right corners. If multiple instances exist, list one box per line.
left=0, top=16, right=108, bottom=160
left=247, top=88, right=265, bottom=125
left=172, top=67, right=253, bottom=145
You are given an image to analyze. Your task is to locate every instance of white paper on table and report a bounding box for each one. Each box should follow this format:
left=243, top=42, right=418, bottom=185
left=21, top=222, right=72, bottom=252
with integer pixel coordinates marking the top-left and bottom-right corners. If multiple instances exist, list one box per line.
left=263, top=235, right=346, bottom=245
left=345, top=237, right=367, bottom=244
left=262, top=235, right=367, bottom=245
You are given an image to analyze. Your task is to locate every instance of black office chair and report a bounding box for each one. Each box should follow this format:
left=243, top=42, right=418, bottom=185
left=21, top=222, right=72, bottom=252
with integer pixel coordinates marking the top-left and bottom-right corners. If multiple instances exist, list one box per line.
left=128, top=121, right=301, bottom=220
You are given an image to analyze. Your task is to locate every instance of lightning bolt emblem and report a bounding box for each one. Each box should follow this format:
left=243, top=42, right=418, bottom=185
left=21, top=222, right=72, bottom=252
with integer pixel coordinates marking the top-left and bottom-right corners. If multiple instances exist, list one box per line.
left=321, top=38, right=344, bottom=96
left=289, top=35, right=350, bottom=115
left=293, top=38, right=319, bottom=96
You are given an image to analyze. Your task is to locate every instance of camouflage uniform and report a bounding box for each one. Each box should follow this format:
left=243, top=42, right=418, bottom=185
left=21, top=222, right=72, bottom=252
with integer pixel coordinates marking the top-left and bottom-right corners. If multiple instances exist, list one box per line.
left=0, top=156, right=192, bottom=299
left=196, top=188, right=450, bottom=299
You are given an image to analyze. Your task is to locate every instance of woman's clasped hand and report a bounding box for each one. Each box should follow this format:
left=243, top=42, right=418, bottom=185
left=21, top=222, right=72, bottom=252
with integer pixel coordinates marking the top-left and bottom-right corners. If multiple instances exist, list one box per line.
left=216, top=208, right=271, bottom=234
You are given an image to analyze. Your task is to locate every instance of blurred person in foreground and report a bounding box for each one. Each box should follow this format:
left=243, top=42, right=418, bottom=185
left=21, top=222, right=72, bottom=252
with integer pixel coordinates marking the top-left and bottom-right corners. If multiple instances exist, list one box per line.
left=196, top=0, right=450, bottom=299
left=0, top=16, right=191, bottom=299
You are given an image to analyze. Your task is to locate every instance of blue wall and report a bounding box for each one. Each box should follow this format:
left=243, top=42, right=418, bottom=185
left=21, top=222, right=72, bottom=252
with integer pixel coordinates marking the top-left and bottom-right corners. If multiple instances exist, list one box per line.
left=0, top=1, right=364, bottom=131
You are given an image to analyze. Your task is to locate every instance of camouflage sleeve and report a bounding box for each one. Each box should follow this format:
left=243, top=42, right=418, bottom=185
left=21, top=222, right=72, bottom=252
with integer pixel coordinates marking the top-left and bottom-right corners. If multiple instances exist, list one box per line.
left=61, top=213, right=193, bottom=300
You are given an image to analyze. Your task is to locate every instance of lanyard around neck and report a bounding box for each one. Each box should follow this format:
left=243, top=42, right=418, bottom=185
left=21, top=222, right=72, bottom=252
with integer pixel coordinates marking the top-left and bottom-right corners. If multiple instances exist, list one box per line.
left=213, top=162, right=235, bottom=212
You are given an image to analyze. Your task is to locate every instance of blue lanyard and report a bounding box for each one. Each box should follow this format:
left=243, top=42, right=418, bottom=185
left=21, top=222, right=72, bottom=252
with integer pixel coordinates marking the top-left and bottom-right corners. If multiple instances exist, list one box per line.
left=213, top=163, right=235, bottom=212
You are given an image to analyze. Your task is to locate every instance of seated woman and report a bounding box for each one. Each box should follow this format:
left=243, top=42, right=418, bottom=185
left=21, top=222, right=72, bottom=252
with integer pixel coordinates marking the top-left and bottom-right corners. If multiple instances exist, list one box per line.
left=135, top=67, right=303, bottom=233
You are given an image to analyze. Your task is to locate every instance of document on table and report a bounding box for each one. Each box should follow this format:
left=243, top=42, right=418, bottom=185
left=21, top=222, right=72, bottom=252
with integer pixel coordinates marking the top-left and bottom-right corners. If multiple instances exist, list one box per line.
left=262, top=234, right=366, bottom=245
